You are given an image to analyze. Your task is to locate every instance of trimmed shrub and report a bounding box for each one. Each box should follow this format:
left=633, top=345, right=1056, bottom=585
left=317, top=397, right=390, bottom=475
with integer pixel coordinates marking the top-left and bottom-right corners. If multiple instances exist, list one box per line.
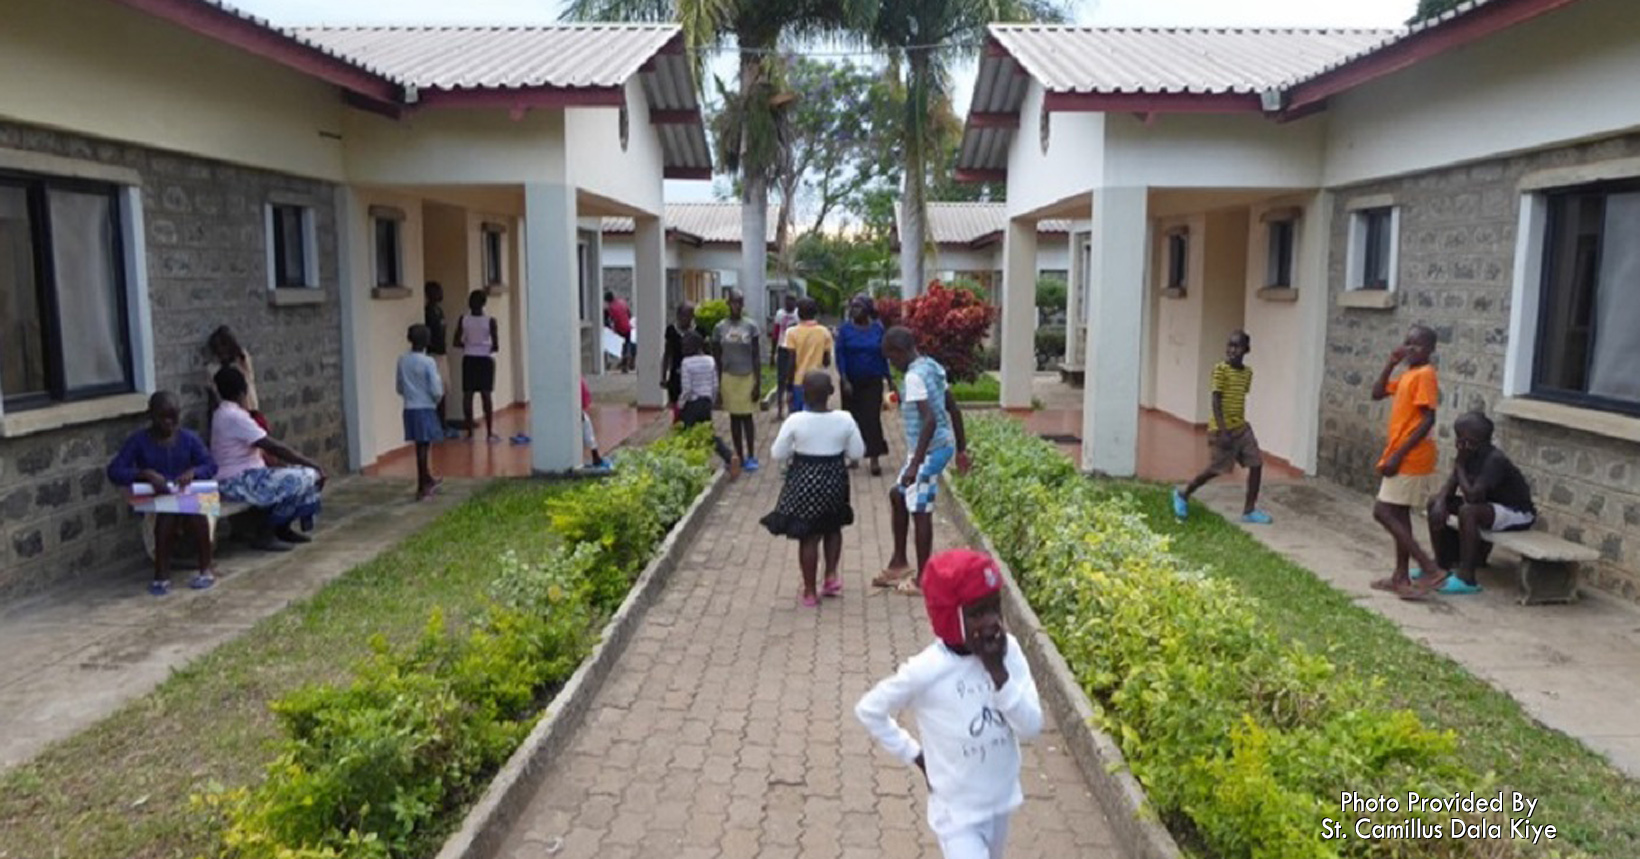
left=694, top=298, right=729, bottom=334
left=895, top=281, right=999, bottom=383
left=212, top=429, right=714, bottom=859
left=953, top=417, right=1543, bottom=859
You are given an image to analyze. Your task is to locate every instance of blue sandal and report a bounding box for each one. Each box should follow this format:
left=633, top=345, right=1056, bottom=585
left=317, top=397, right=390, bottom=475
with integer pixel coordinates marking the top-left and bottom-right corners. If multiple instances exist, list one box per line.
left=148, top=580, right=172, bottom=597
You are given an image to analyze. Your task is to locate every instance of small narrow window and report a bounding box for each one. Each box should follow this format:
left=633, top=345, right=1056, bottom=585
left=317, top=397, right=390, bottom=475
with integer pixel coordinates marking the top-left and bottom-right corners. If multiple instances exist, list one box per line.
left=1266, top=219, right=1295, bottom=288
left=269, top=204, right=311, bottom=288
left=483, top=225, right=505, bottom=287
left=1165, top=230, right=1189, bottom=291
left=373, top=216, right=402, bottom=289
left=1351, top=207, right=1396, bottom=290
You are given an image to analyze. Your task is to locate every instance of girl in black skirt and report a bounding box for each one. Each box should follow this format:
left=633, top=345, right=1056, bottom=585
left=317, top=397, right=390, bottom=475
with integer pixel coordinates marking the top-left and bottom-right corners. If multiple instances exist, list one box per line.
left=762, top=371, right=866, bottom=607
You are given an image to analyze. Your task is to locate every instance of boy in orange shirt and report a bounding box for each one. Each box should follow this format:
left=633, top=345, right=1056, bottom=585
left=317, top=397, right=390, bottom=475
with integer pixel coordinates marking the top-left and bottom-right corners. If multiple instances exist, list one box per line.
left=1370, top=325, right=1443, bottom=598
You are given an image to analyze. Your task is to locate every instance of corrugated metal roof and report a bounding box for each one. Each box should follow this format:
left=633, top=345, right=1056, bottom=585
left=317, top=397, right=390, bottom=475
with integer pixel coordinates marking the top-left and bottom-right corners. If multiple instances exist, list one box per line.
left=290, top=25, right=680, bottom=91
left=988, top=25, right=1395, bottom=96
left=919, top=203, right=1070, bottom=246
left=1279, top=0, right=1500, bottom=87
left=601, top=203, right=776, bottom=245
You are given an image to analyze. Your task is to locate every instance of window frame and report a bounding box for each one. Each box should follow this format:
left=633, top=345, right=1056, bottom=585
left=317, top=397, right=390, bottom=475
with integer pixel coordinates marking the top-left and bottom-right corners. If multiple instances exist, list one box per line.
left=1165, top=229, right=1189, bottom=292
left=1265, top=218, right=1296, bottom=289
left=265, top=203, right=318, bottom=290
left=372, top=213, right=403, bottom=290
left=0, top=170, right=134, bottom=412
left=483, top=224, right=507, bottom=288
left=1347, top=206, right=1398, bottom=292
left=1528, top=178, right=1640, bottom=417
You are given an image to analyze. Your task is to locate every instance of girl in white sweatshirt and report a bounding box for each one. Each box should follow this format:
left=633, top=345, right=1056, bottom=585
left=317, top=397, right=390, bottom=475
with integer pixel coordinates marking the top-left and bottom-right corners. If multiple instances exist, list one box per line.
left=855, top=549, right=1043, bottom=859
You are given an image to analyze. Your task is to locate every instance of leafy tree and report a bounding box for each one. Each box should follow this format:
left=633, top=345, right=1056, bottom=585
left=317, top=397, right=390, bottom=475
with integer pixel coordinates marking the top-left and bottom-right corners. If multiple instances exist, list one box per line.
left=868, top=0, right=1067, bottom=297
left=792, top=231, right=896, bottom=313
left=770, top=58, right=902, bottom=257
left=563, top=0, right=872, bottom=324
left=1410, top=0, right=1464, bottom=22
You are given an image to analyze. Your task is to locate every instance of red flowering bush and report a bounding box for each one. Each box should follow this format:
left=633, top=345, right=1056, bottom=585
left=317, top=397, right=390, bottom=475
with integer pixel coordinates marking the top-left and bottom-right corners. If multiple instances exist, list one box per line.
left=874, top=296, right=903, bottom=329
left=896, top=281, right=998, bottom=382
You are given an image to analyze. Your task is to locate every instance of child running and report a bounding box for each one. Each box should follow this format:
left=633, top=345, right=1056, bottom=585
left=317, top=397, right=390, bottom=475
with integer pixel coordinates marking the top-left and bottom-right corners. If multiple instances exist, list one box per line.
left=396, top=324, right=444, bottom=500
left=876, top=326, right=970, bottom=596
left=1173, top=330, right=1272, bottom=524
left=856, top=548, right=1042, bottom=859
left=1371, top=324, right=1443, bottom=598
left=762, top=371, right=866, bottom=606
left=677, top=332, right=736, bottom=473
left=107, top=391, right=219, bottom=595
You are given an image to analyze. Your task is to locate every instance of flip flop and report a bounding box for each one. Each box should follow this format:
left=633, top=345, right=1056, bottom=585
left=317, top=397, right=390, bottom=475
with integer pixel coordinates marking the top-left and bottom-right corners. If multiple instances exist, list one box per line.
left=894, top=578, right=922, bottom=596
left=510, top=434, right=531, bottom=445
left=822, top=578, right=843, bottom=598
left=800, top=593, right=820, bottom=608
left=1437, top=577, right=1483, bottom=595
left=188, top=572, right=217, bottom=590
left=1171, top=488, right=1189, bottom=520
left=1241, top=510, right=1273, bottom=525
left=872, top=567, right=913, bottom=588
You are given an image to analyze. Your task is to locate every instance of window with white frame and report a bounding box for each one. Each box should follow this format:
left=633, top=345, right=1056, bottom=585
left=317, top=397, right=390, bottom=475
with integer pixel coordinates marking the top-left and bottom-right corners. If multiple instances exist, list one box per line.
left=1348, top=206, right=1397, bottom=290
left=371, top=207, right=404, bottom=289
left=1, top=173, right=134, bottom=411
left=1266, top=217, right=1297, bottom=288
left=1165, top=228, right=1189, bottom=292
left=1530, top=181, right=1640, bottom=413
left=266, top=203, right=317, bottom=289
left=482, top=223, right=506, bottom=288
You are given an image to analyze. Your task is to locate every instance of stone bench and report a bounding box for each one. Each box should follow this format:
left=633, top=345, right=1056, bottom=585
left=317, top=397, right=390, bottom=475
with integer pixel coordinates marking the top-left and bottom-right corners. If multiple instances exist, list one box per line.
left=141, top=500, right=255, bottom=562
left=1056, top=362, right=1085, bottom=388
left=1446, top=516, right=1599, bottom=605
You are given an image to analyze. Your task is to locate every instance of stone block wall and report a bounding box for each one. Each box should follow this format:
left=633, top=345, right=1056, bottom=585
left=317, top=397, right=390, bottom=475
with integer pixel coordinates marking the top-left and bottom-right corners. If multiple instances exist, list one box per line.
left=0, top=121, right=346, bottom=603
left=1318, top=132, right=1640, bottom=600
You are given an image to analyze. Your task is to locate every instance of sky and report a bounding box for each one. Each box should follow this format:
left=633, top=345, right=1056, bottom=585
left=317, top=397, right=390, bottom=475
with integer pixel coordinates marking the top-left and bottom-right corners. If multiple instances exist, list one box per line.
left=229, top=0, right=1419, bottom=201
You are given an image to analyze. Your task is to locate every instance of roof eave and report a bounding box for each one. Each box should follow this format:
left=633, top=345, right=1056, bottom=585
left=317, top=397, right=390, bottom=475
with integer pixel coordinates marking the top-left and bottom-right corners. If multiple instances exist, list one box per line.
left=1282, top=0, right=1584, bottom=112
left=1044, top=91, right=1266, bottom=114
left=108, top=0, right=401, bottom=105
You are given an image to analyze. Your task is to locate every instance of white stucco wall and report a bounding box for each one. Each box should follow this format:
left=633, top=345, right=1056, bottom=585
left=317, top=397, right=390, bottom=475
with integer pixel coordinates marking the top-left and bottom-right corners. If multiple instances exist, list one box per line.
left=1195, top=209, right=1250, bottom=424
left=1324, top=0, right=1640, bottom=187
left=343, top=109, right=567, bottom=186
left=0, top=0, right=345, bottom=181
left=565, top=77, right=666, bottom=217
left=1007, top=83, right=1107, bottom=217
left=1151, top=214, right=1208, bottom=422
left=349, top=190, right=426, bottom=464
left=466, top=210, right=527, bottom=410
left=1104, top=112, right=1326, bottom=190
left=1240, top=197, right=1317, bottom=465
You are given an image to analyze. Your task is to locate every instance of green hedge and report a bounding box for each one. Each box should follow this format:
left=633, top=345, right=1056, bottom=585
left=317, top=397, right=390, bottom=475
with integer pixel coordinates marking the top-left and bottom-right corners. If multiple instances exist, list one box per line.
left=953, top=418, right=1548, bottom=859
left=209, top=430, right=714, bottom=859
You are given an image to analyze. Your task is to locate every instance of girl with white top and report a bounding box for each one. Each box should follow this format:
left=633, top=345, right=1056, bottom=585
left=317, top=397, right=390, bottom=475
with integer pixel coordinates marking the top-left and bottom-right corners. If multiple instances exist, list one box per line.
left=211, top=366, right=327, bottom=551
left=761, top=370, right=866, bottom=607
left=856, top=549, right=1043, bottom=859
left=454, top=289, right=501, bottom=442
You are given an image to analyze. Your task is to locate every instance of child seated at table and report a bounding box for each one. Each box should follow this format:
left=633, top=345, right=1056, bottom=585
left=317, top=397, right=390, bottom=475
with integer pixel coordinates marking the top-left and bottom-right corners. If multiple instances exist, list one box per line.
left=107, top=391, right=219, bottom=596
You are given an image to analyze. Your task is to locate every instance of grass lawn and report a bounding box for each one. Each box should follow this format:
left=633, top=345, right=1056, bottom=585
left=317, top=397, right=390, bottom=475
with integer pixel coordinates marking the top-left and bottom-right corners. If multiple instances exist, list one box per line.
left=0, top=481, right=573, bottom=859
left=949, top=374, right=1000, bottom=403
left=1092, top=480, right=1640, bottom=856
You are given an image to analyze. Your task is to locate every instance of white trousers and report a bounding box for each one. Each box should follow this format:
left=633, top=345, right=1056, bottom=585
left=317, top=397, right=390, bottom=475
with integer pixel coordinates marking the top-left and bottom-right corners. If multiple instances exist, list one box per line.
left=582, top=412, right=598, bottom=450
left=938, top=813, right=1012, bottom=859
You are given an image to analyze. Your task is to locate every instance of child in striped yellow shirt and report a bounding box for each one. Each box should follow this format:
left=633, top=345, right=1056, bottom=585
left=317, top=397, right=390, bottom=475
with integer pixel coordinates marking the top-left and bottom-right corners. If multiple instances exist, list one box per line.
left=1173, top=330, right=1271, bottom=524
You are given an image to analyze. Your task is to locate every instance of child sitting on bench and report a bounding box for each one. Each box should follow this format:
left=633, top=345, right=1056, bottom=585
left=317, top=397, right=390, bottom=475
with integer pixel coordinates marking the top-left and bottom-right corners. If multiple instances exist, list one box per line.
left=108, top=391, right=219, bottom=596
left=1424, top=412, right=1536, bottom=594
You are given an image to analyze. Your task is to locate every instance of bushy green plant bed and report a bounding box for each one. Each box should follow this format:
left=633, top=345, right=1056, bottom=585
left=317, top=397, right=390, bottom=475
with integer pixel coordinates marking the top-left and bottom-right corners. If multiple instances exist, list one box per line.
left=952, top=417, right=1604, bottom=859
left=0, top=430, right=713, bottom=859
left=950, top=374, right=1001, bottom=403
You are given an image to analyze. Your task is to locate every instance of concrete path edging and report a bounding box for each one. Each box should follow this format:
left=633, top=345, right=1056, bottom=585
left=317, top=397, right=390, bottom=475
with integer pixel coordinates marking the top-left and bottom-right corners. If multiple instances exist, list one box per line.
left=945, top=482, right=1184, bottom=859
left=434, top=467, right=730, bottom=859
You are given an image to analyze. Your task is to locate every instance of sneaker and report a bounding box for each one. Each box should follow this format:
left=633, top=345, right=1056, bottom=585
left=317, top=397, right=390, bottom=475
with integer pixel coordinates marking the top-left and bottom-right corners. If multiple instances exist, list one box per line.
left=1171, top=488, right=1189, bottom=520
left=744, top=457, right=761, bottom=473
left=188, top=572, right=217, bottom=590
left=1437, top=576, right=1483, bottom=595
left=148, top=579, right=172, bottom=597
left=1241, top=510, right=1273, bottom=525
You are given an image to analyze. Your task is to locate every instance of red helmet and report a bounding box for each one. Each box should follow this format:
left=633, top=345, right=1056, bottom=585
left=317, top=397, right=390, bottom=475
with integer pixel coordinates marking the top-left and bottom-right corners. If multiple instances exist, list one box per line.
left=922, top=549, right=1003, bottom=646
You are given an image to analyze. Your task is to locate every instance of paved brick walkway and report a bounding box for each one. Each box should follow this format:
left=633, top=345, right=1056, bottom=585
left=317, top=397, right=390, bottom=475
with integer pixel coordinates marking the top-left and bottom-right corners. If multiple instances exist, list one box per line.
left=497, top=425, right=1123, bottom=859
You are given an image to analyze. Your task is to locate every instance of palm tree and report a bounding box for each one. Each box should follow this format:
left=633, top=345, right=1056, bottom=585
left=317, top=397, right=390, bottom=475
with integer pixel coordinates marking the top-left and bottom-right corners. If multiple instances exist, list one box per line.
left=870, top=0, right=1065, bottom=297
left=563, top=0, right=872, bottom=325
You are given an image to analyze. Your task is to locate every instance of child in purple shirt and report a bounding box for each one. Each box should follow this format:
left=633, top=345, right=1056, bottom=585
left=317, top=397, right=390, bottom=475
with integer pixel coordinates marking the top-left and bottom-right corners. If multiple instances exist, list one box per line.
left=107, top=391, right=218, bottom=595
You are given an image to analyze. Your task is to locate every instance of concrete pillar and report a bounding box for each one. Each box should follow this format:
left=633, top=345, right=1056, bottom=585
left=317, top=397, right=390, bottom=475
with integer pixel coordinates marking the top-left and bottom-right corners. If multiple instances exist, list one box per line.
left=523, top=183, right=582, bottom=473
left=1290, top=190, right=1333, bottom=475
left=1081, top=187, right=1148, bottom=477
left=1066, top=232, right=1086, bottom=368
left=335, top=186, right=367, bottom=472
left=999, top=217, right=1038, bottom=409
left=633, top=215, right=667, bottom=408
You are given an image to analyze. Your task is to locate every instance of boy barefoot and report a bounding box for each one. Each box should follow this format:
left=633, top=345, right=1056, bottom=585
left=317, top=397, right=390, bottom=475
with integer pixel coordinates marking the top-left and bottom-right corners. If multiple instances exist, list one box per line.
left=1173, top=330, right=1271, bottom=524
left=875, top=326, right=970, bottom=596
left=396, top=324, right=444, bottom=500
left=856, top=549, right=1042, bottom=859
left=1370, top=325, right=1443, bottom=598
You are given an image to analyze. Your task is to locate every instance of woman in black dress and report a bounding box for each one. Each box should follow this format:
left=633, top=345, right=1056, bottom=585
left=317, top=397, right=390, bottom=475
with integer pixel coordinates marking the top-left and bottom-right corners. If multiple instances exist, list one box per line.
left=835, top=296, right=892, bottom=474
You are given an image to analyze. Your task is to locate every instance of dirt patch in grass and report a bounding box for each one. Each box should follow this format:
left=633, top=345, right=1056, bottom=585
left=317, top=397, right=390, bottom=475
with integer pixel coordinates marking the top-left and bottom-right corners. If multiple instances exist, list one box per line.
left=1094, top=480, right=1640, bottom=857
left=0, top=481, right=569, bottom=859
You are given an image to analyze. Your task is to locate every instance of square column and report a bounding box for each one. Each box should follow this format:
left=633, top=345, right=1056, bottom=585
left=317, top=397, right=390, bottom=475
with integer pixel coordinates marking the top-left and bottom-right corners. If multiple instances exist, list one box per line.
left=633, top=215, right=667, bottom=408
left=999, top=217, right=1038, bottom=409
left=524, top=182, right=582, bottom=473
left=1289, top=191, right=1332, bottom=474
left=1081, top=187, right=1148, bottom=477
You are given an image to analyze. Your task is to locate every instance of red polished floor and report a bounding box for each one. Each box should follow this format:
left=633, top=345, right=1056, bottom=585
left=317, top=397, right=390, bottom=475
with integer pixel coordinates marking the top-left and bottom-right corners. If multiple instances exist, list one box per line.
left=363, top=403, right=655, bottom=479
left=1004, top=407, right=1304, bottom=485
